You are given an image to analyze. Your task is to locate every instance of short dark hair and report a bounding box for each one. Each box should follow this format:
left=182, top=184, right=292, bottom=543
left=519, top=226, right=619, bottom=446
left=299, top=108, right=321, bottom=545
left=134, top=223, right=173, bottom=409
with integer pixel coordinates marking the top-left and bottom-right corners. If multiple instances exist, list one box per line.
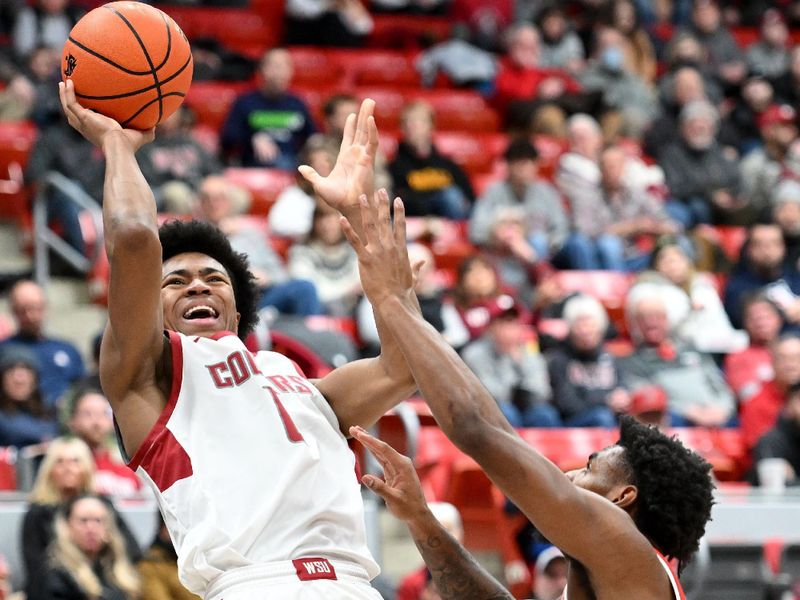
left=504, top=138, right=539, bottom=162
left=740, top=292, right=782, bottom=320
left=323, top=93, right=358, bottom=119
left=616, top=416, right=715, bottom=572
left=159, top=220, right=259, bottom=339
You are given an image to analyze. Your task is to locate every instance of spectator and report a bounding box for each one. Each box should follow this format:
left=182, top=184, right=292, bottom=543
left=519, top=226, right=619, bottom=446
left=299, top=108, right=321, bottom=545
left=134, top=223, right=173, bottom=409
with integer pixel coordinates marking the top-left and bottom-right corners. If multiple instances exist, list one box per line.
left=138, top=513, right=196, bottom=600
left=67, top=387, right=142, bottom=497
left=611, top=0, right=658, bottom=84
left=269, top=134, right=338, bottom=240
left=389, top=101, right=474, bottom=219
left=26, top=493, right=139, bottom=600
left=138, top=106, right=221, bottom=214
left=771, top=45, right=800, bottom=107
left=23, top=45, right=61, bottom=127
left=681, top=0, right=746, bottom=89
left=555, top=113, right=603, bottom=201
left=460, top=295, right=559, bottom=428
left=0, top=70, right=35, bottom=121
left=546, top=295, right=629, bottom=427
left=287, top=202, right=361, bottom=316
left=25, top=113, right=106, bottom=256
left=746, top=9, right=791, bottom=80
left=195, top=175, right=323, bottom=316
left=21, top=438, right=141, bottom=595
left=0, top=345, right=57, bottom=448
left=492, top=23, right=581, bottom=118
left=620, top=284, right=736, bottom=427
left=578, top=26, right=659, bottom=138
left=773, top=180, right=800, bottom=269
left=357, top=244, right=469, bottom=355
left=725, top=294, right=783, bottom=402
left=532, top=546, right=568, bottom=600
left=751, top=382, right=800, bottom=487
left=635, top=236, right=747, bottom=353
left=285, top=0, right=373, bottom=47
left=740, top=104, right=798, bottom=213
left=724, top=223, right=800, bottom=329
left=12, top=0, right=81, bottom=62
left=536, top=6, right=585, bottom=74
left=741, top=333, right=800, bottom=450
left=451, top=255, right=513, bottom=341
left=1, top=280, right=85, bottom=407
left=645, top=66, right=708, bottom=159
left=658, top=99, right=741, bottom=228
left=221, top=49, right=316, bottom=169
left=469, top=138, right=568, bottom=262
left=722, top=76, right=776, bottom=156
left=396, top=503, right=463, bottom=600
left=563, top=144, right=677, bottom=271
left=415, top=23, right=498, bottom=90
left=659, top=32, right=723, bottom=105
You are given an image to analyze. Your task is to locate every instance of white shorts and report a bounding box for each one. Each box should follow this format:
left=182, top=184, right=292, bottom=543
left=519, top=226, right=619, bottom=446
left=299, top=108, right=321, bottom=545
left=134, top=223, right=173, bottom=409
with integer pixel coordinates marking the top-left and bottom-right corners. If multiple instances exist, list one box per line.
left=203, top=558, right=384, bottom=600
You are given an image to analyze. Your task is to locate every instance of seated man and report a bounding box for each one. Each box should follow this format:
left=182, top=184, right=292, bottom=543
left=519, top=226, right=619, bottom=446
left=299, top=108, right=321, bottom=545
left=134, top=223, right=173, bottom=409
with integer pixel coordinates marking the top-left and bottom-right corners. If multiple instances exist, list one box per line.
left=341, top=190, right=714, bottom=599
left=752, top=382, right=800, bottom=488
left=620, top=283, right=736, bottom=427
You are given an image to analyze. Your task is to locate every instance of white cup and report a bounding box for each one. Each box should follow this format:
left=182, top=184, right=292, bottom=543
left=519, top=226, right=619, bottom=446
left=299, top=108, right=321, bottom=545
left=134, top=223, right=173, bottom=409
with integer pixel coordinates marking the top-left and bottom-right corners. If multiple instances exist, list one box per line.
left=758, top=458, right=788, bottom=493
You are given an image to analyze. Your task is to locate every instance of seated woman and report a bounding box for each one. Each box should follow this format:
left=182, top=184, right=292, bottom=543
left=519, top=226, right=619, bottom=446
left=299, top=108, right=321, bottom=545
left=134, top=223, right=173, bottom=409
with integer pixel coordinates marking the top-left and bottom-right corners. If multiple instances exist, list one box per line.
left=634, top=236, right=747, bottom=354
left=21, top=437, right=141, bottom=595
left=288, top=201, right=362, bottom=316
left=0, top=345, right=58, bottom=448
left=26, top=493, right=139, bottom=600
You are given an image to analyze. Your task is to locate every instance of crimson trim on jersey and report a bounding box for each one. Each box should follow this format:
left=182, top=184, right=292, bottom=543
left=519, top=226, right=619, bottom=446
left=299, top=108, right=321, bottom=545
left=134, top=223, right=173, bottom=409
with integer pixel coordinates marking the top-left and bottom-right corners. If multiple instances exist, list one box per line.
left=290, top=360, right=306, bottom=378
left=128, top=331, right=192, bottom=493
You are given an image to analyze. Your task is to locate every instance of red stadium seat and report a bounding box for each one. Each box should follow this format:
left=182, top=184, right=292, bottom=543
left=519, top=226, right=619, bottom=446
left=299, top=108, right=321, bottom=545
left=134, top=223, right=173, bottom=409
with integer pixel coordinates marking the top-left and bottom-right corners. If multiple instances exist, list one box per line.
left=353, top=86, right=408, bottom=129
left=414, top=90, right=500, bottom=132
left=185, top=81, right=250, bottom=130
left=433, top=131, right=508, bottom=174
left=269, top=331, right=333, bottom=378
left=0, top=120, right=38, bottom=222
left=304, top=315, right=360, bottom=347
left=0, top=447, right=16, bottom=490
left=730, top=26, right=759, bottom=49
left=288, top=47, right=346, bottom=86
left=340, top=50, right=421, bottom=87
left=518, top=428, right=618, bottom=472
left=367, top=14, right=451, bottom=49
left=223, top=168, right=295, bottom=216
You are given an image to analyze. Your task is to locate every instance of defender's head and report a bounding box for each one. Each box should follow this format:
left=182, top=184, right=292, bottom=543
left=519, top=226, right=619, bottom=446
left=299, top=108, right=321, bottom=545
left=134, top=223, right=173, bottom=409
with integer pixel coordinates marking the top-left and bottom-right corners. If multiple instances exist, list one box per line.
left=566, top=417, right=714, bottom=570
left=159, top=221, right=259, bottom=340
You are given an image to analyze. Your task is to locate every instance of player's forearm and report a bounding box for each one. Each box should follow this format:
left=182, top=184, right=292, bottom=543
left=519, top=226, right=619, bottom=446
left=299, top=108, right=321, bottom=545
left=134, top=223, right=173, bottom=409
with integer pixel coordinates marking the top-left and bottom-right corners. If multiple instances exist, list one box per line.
left=374, top=295, right=515, bottom=447
left=406, top=509, right=513, bottom=600
left=101, top=132, right=158, bottom=256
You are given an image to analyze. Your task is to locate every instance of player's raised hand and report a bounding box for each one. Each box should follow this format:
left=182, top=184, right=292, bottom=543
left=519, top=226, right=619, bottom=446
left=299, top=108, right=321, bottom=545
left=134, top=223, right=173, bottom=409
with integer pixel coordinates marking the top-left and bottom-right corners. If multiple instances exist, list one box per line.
left=298, top=98, right=377, bottom=235
left=59, top=80, right=154, bottom=151
left=350, top=425, right=428, bottom=523
left=341, top=189, right=422, bottom=308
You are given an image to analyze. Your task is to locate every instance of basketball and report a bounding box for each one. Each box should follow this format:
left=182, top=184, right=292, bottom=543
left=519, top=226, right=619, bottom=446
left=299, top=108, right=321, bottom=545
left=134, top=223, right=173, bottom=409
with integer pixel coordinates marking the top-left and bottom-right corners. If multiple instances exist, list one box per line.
left=61, top=1, right=193, bottom=130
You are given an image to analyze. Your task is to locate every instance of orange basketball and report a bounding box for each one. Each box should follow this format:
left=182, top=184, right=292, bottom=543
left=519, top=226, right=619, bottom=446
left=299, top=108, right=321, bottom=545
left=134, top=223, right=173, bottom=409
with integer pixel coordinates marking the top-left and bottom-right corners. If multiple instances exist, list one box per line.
left=61, top=1, right=193, bottom=130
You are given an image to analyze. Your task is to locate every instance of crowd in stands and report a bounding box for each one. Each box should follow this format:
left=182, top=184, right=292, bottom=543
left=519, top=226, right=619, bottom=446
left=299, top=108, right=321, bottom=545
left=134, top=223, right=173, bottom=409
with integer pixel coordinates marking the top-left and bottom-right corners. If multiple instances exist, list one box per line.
left=3, top=0, right=800, bottom=597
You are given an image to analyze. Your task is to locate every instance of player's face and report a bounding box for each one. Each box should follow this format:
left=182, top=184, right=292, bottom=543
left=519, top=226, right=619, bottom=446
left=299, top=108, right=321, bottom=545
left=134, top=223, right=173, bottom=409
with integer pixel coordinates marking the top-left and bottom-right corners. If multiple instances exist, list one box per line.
left=161, top=253, right=240, bottom=338
left=566, top=446, right=634, bottom=504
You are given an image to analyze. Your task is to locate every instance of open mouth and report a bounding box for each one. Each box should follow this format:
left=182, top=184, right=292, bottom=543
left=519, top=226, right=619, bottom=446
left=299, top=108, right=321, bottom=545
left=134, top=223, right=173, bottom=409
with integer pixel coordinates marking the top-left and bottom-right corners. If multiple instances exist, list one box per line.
left=183, top=305, right=219, bottom=320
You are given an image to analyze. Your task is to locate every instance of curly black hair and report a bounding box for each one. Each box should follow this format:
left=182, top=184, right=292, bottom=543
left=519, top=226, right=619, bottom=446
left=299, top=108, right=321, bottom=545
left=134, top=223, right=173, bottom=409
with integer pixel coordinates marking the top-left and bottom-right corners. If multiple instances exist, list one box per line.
left=616, top=416, right=715, bottom=573
left=159, top=220, right=259, bottom=339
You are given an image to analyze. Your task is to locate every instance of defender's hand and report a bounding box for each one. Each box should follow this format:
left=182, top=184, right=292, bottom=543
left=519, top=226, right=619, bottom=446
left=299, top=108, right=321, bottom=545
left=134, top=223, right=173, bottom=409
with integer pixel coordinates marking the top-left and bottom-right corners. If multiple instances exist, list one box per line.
left=341, top=189, right=421, bottom=308
left=299, top=98, right=377, bottom=216
left=59, top=79, right=154, bottom=151
left=350, top=425, right=429, bottom=523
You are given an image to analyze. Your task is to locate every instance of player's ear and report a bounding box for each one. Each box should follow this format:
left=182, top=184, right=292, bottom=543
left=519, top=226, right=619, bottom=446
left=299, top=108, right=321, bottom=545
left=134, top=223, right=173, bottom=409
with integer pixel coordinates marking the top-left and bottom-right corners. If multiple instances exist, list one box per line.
left=235, top=312, right=241, bottom=330
left=611, top=484, right=638, bottom=509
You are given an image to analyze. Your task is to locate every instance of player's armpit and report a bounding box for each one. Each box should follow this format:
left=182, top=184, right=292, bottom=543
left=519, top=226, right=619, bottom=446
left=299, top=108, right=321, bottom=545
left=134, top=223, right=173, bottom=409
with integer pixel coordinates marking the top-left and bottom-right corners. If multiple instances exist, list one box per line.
left=313, top=357, right=416, bottom=434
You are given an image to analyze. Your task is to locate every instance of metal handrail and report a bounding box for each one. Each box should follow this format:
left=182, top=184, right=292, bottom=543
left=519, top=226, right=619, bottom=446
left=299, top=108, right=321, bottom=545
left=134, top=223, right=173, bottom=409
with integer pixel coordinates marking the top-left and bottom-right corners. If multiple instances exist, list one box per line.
left=33, top=171, right=104, bottom=287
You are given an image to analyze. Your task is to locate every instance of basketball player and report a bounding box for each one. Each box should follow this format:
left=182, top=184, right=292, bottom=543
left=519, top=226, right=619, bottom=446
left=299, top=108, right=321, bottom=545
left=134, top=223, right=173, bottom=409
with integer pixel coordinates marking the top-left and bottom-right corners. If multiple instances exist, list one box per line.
left=58, top=79, right=418, bottom=599
left=341, top=190, right=715, bottom=599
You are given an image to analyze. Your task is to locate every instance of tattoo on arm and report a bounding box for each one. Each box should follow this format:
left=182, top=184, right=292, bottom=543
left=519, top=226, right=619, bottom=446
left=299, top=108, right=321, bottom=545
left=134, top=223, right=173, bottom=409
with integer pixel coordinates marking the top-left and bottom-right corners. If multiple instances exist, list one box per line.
left=413, top=529, right=514, bottom=600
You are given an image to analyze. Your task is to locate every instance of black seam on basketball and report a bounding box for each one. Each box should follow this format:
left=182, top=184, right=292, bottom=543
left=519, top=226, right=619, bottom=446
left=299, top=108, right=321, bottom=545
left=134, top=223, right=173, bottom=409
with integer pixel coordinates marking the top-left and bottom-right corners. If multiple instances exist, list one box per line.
left=120, top=92, right=185, bottom=128
left=152, top=10, right=172, bottom=73
left=75, top=54, right=192, bottom=100
left=106, top=6, right=164, bottom=123
left=67, top=36, right=154, bottom=76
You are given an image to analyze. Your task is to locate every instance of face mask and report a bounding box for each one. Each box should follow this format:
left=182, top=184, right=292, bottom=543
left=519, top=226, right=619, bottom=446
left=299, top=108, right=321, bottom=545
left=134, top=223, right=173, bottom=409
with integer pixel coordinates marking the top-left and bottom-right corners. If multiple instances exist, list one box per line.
left=601, top=46, right=624, bottom=72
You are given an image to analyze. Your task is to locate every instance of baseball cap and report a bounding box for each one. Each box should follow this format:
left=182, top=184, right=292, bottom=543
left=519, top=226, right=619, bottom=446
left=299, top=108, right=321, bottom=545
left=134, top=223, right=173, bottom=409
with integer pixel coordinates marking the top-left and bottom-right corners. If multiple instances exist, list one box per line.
left=758, top=104, right=797, bottom=129
left=535, top=546, right=565, bottom=575
left=485, top=294, right=521, bottom=322
left=630, top=386, right=667, bottom=415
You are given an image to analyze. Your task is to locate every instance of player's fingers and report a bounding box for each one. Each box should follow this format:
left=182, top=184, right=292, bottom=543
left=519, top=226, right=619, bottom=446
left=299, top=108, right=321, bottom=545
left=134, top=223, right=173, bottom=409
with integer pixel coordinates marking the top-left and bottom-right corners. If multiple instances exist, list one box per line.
left=360, top=193, right=379, bottom=247
left=355, top=98, right=375, bottom=147
left=340, top=113, right=356, bottom=151
left=297, top=165, right=322, bottom=188
left=361, top=474, right=396, bottom=500
left=350, top=426, right=403, bottom=465
left=340, top=216, right=365, bottom=255
left=367, top=115, right=378, bottom=159
left=376, top=189, right=391, bottom=242
left=393, top=197, right=409, bottom=257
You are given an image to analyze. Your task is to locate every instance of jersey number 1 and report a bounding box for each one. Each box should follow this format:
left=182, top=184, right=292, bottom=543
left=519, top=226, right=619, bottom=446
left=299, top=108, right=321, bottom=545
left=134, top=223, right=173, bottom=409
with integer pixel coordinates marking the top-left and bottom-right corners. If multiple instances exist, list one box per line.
left=267, top=388, right=304, bottom=443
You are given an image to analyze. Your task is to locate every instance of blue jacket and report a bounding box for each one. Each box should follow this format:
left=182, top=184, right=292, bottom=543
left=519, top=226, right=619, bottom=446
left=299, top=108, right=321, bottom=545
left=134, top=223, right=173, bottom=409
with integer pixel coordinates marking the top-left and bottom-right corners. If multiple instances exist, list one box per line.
left=724, top=265, right=800, bottom=328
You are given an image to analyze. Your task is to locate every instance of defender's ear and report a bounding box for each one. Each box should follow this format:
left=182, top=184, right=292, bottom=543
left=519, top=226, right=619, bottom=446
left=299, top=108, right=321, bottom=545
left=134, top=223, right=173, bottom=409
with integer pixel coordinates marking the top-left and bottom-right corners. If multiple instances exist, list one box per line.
left=612, top=485, right=638, bottom=509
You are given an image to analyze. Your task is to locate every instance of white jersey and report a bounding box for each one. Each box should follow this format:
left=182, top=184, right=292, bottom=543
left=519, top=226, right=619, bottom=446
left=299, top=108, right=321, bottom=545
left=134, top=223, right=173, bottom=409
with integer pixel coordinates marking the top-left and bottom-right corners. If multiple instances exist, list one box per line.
left=126, top=331, right=379, bottom=595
